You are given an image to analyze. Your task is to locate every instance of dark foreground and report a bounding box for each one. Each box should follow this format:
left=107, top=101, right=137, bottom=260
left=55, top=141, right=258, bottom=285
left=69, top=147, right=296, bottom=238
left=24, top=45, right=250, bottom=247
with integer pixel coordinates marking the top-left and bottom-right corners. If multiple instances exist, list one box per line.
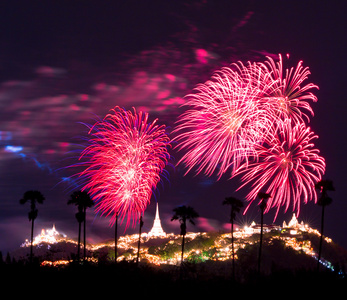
left=1, top=261, right=345, bottom=297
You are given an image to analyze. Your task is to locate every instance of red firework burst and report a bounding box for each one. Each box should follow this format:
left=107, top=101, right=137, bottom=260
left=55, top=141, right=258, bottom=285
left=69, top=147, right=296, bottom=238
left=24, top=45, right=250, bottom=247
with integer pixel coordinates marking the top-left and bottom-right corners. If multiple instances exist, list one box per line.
left=77, top=107, right=170, bottom=227
left=174, top=62, right=274, bottom=179
left=238, top=120, right=325, bottom=219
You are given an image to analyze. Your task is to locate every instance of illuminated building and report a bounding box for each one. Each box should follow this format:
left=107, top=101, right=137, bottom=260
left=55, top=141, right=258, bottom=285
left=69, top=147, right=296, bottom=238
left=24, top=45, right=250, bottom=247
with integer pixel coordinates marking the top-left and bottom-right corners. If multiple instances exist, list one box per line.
left=282, top=213, right=308, bottom=235
left=147, top=203, right=166, bottom=238
left=240, top=221, right=281, bottom=235
left=21, top=224, right=68, bottom=247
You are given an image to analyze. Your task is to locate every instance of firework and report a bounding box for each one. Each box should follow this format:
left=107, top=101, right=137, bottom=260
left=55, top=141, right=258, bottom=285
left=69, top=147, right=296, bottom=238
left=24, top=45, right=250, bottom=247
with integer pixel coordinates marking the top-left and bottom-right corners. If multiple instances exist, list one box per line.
left=175, top=54, right=325, bottom=218
left=258, top=54, right=318, bottom=124
left=77, top=107, right=170, bottom=227
left=238, top=120, right=325, bottom=219
left=174, top=62, right=274, bottom=179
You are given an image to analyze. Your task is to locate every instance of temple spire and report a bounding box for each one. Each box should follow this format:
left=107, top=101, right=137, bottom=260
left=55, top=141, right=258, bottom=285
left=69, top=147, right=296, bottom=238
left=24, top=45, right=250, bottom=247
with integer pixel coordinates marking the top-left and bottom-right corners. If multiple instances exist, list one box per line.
left=148, top=203, right=166, bottom=237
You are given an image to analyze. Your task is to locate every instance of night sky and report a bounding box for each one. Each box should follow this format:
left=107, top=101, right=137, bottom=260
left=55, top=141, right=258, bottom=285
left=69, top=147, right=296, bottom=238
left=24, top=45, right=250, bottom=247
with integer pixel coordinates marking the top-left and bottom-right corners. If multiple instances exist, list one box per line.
left=1, top=0, right=346, bottom=253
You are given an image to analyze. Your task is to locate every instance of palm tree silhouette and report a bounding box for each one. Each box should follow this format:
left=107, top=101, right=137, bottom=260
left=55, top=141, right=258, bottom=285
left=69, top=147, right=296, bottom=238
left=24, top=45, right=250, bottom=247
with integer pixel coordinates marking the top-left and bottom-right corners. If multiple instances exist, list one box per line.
left=315, top=179, right=335, bottom=271
left=20, top=190, right=45, bottom=263
left=68, top=190, right=94, bottom=262
left=136, top=215, right=144, bottom=266
left=223, top=196, right=243, bottom=279
left=114, top=212, right=118, bottom=263
left=257, top=192, right=271, bottom=275
left=171, top=205, right=199, bottom=266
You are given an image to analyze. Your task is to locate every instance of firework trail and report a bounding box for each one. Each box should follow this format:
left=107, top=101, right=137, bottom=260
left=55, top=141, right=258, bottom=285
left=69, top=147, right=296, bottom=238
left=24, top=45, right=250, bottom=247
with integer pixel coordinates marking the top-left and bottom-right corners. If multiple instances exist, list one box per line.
left=76, top=106, right=170, bottom=227
left=174, top=61, right=274, bottom=179
left=238, top=120, right=325, bottom=219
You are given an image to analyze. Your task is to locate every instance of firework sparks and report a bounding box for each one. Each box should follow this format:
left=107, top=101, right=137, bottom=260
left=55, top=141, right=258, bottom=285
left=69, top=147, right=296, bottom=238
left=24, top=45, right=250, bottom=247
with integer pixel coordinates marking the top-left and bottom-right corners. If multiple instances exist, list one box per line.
left=238, top=120, right=325, bottom=219
left=258, top=54, right=318, bottom=124
left=174, top=62, right=274, bottom=179
left=175, top=54, right=325, bottom=218
left=76, top=107, right=171, bottom=227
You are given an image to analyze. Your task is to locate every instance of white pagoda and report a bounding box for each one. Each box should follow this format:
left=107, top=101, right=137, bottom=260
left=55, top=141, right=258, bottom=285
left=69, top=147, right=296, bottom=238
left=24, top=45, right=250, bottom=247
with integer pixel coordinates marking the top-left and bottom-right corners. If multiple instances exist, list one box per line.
left=21, top=224, right=67, bottom=247
left=282, top=214, right=308, bottom=234
left=148, top=203, right=166, bottom=237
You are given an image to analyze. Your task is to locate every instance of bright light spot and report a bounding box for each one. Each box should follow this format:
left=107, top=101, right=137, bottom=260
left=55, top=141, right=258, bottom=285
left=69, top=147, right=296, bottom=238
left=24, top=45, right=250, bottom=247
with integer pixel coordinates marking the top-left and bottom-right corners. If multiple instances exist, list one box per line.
left=5, top=145, right=23, bottom=153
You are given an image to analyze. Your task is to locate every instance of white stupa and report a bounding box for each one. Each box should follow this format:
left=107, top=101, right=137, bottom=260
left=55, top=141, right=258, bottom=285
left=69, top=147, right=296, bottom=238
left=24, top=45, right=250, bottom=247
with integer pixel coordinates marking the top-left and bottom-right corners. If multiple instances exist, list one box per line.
left=148, top=203, right=166, bottom=237
left=21, top=224, right=67, bottom=247
left=282, top=213, right=308, bottom=234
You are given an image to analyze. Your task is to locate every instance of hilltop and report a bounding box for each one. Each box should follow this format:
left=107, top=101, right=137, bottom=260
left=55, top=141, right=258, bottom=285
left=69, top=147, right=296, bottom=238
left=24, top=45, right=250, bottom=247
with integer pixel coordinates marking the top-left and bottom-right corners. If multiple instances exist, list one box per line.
left=3, top=227, right=347, bottom=297
left=7, top=216, right=347, bottom=275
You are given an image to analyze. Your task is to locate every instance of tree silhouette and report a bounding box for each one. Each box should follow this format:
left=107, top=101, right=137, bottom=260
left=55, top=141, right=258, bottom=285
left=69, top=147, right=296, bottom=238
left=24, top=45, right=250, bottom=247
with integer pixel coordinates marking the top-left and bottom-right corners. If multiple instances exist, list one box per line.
left=257, top=192, right=271, bottom=275
left=114, top=212, right=118, bottom=263
left=68, top=190, right=94, bottom=262
left=315, top=179, right=335, bottom=271
left=20, top=190, right=45, bottom=264
left=171, top=205, right=199, bottom=266
left=136, top=215, right=144, bottom=266
left=223, top=196, right=243, bottom=279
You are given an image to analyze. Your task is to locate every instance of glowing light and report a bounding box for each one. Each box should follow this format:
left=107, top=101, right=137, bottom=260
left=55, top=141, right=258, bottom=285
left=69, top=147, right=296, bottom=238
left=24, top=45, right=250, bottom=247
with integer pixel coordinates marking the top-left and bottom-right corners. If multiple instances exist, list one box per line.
left=41, top=260, right=71, bottom=267
left=174, top=61, right=274, bottom=178
left=25, top=215, right=336, bottom=271
left=148, top=203, right=166, bottom=237
left=4, top=145, right=23, bottom=153
left=175, top=54, right=324, bottom=219
left=75, top=106, right=171, bottom=227
left=238, top=120, right=325, bottom=219
left=259, top=54, right=318, bottom=124
left=21, top=224, right=70, bottom=247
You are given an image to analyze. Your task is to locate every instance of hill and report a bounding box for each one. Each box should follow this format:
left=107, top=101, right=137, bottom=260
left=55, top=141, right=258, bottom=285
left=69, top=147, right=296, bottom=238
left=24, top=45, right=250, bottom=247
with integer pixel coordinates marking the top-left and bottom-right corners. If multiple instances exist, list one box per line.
left=3, top=229, right=347, bottom=297
left=8, top=227, right=347, bottom=275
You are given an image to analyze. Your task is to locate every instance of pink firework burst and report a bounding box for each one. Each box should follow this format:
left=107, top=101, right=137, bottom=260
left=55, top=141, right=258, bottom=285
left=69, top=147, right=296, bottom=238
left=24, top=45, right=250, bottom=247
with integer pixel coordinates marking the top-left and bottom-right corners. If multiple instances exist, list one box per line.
left=174, top=62, right=274, bottom=179
left=258, top=54, right=318, bottom=124
left=238, top=120, right=325, bottom=219
left=174, top=54, right=325, bottom=218
left=77, top=106, right=170, bottom=227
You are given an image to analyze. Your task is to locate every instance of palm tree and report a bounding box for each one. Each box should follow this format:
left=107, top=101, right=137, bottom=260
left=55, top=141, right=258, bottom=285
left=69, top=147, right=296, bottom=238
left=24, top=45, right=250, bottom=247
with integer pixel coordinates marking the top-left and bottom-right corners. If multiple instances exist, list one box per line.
left=20, top=190, right=45, bottom=263
left=223, top=196, right=243, bottom=279
left=136, top=215, right=144, bottom=266
left=315, top=179, right=335, bottom=271
left=68, top=190, right=94, bottom=262
left=171, top=205, right=199, bottom=265
left=114, top=212, right=118, bottom=263
left=257, top=192, right=271, bottom=275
